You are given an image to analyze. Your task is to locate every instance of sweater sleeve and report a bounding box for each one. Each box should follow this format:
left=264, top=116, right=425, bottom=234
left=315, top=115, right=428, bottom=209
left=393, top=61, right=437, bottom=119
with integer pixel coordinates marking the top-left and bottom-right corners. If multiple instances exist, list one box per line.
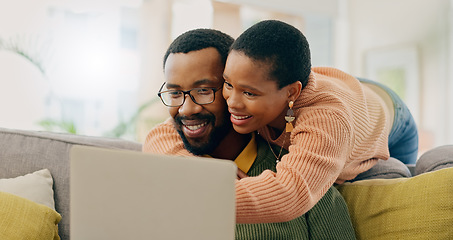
left=142, top=118, right=193, bottom=156
left=235, top=108, right=352, bottom=224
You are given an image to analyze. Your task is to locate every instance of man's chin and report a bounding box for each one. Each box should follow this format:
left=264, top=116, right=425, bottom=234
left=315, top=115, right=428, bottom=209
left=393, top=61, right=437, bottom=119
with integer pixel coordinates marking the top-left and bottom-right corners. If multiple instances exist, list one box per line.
left=176, top=126, right=230, bottom=156
left=173, top=113, right=231, bottom=156
left=184, top=136, right=209, bottom=148
left=181, top=136, right=213, bottom=156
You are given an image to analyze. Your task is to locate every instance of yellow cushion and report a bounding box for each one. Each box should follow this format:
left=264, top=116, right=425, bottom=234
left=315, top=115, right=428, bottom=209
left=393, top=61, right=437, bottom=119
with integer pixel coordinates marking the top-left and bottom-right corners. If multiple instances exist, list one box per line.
left=337, top=167, right=453, bottom=240
left=0, top=191, right=62, bottom=240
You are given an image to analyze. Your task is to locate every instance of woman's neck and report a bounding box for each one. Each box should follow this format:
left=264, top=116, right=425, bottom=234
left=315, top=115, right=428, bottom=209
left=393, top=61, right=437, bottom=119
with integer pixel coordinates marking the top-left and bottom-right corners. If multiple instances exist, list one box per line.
left=267, top=108, right=287, bottom=138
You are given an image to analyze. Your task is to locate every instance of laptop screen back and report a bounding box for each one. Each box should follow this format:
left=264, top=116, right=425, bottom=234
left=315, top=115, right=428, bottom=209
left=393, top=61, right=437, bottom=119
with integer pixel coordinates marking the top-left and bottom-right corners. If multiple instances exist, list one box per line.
left=70, top=145, right=236, bottom=240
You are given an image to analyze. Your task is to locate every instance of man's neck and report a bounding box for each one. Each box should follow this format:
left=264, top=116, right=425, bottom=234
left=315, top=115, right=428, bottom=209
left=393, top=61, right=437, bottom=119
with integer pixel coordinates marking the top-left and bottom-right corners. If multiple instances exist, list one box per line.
left=210, top=129, right=251, bottom=160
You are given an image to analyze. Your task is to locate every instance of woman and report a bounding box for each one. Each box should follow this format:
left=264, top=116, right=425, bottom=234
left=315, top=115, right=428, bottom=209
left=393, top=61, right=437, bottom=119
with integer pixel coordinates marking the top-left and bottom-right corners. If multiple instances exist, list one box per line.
left=145, top=20, right=418, bottom=223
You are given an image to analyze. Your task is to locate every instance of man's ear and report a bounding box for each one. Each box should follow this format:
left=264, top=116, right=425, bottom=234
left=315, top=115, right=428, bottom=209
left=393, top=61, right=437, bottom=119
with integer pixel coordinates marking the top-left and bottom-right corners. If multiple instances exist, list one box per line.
left=287, top=81, right=302, bottom=101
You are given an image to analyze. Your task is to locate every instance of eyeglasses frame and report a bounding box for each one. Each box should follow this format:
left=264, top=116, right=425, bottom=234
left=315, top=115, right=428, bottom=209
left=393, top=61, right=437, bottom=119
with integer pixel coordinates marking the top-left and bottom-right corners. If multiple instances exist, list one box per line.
left=157, top=82, right=223, bottom=107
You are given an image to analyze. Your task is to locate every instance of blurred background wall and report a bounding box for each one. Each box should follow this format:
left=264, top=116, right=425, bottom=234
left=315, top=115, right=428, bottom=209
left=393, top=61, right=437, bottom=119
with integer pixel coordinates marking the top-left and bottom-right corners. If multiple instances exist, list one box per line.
left=1, top=0, right=452, bottom=157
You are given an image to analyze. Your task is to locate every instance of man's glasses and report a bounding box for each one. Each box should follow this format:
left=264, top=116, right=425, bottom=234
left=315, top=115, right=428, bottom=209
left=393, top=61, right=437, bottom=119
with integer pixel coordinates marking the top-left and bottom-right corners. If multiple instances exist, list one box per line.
left=157, top=82, right=222, bottom=107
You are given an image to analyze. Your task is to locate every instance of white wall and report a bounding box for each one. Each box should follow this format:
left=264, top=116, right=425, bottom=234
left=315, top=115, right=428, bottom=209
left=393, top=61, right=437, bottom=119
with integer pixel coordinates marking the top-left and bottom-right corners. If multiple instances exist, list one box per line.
left=346, top=0, right=452, bottom=152
left=0, top=0, right=53, bottom=130
left=219, top=0, right=339, bottom=17
left=0, top=52, right=50, bottom=130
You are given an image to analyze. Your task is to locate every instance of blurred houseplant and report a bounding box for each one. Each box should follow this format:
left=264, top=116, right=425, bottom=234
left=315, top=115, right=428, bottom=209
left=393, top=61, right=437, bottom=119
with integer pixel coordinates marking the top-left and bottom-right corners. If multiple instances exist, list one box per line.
left=0, top=35, right=76, bottom=133
left=1, top=35, right=158, bottom=139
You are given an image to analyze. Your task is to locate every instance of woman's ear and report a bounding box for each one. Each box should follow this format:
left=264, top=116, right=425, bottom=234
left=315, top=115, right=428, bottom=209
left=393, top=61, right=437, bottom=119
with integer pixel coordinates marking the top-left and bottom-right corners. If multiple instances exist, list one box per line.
left=287, top=81, right=302, bottom=101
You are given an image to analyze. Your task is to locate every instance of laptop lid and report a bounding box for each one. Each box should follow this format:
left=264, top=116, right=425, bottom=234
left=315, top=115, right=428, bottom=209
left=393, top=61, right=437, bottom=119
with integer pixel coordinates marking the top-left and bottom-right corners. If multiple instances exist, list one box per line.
left=70, top=145, right=236, bottom=240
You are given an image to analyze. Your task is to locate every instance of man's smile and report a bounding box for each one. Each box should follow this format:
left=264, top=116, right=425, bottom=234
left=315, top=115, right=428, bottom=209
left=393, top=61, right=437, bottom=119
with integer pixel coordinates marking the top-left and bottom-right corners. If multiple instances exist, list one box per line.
left=183, top=121, right=208, bottom=131
left=180, top=119, right=211, bottom=138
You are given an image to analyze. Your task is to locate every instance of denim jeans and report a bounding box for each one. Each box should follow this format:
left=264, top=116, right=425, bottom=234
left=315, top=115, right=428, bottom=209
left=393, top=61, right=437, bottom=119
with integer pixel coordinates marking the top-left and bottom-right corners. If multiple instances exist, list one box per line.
left=358, top=78, right=419, bottom=164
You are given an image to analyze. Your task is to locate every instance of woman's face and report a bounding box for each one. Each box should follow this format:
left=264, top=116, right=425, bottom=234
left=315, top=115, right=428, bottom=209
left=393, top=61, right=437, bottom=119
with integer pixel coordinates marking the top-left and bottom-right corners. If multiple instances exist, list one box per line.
left=223, top=50, right=291, bottom=134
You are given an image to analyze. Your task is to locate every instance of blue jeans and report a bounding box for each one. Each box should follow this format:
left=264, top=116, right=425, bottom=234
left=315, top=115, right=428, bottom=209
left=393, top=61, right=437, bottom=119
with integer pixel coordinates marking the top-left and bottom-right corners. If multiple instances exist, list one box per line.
left=358, top=78, right=419, bottom=164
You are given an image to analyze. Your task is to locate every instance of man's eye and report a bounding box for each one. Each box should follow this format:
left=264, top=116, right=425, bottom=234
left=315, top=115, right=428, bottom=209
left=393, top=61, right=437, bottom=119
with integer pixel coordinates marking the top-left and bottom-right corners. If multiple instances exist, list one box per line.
left=196, top=88, right=211, bottom=95
left=224, top=82, right=232, bottom=89
left=168, top=91, right=182, bottom=98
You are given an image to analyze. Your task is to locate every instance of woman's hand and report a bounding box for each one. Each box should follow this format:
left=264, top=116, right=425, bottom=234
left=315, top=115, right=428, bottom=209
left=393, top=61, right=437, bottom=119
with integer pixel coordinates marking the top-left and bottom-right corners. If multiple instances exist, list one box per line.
left=237, top=169, right=248, bottom=179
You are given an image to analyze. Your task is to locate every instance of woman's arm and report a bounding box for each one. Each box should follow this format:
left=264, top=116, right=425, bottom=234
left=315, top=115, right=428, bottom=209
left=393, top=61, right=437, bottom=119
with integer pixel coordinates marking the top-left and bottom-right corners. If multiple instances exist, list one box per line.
left=142, top=118, right=193, bottom=156
left=235, top=109, right=352, bottom=223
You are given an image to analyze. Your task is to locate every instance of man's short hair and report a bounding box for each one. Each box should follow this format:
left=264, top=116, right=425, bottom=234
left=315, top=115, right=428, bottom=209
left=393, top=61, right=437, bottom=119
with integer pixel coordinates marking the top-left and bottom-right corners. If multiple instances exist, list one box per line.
left=163, top=29, right=234, bottom=70
left=230, top=20, right=311, bottom=89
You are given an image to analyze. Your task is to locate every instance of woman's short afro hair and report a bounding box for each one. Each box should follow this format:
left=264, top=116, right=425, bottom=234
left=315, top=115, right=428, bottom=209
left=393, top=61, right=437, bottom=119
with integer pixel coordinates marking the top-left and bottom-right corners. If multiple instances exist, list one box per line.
left=231, top=20, right=311, bottom=89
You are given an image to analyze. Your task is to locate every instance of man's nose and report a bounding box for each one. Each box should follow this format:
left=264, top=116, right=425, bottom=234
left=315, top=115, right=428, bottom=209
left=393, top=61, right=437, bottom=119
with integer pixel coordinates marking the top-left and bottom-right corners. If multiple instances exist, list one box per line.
left=178, top=95, right=203, bottom=116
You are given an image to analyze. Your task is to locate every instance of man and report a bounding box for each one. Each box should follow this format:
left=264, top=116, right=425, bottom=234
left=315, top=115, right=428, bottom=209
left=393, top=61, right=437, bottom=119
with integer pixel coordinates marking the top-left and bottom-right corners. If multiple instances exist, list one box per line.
left=146, top=29, right=250, bottom=162
left=143, top=28, right=356, bottom=239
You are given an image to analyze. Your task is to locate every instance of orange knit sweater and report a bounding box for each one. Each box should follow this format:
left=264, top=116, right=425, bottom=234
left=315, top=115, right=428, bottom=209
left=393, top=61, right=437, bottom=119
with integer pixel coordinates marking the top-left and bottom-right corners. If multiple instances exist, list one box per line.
left=143, top=67, right=390, bottom=224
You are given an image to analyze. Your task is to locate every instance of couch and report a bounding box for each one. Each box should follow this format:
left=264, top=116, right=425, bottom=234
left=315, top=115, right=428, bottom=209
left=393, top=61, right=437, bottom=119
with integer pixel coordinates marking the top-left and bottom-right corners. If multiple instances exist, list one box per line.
left=0, top=127, right=452, bottom=239
left=0, top=127, right=142, bottom=240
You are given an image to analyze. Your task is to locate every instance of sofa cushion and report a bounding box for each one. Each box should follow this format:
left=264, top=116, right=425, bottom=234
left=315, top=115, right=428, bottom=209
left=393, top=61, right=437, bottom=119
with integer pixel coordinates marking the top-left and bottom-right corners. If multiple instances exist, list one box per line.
left=337, top=167, right=453, bottom=240
left=351, top=157, right=412, bottom=181
left=0, top=169, right=55, bottom=209
left=0, top=128, right=142, bottom=240
left=415, top=145, right=453, bottom=175
left=0, top=191, right=61, bottom=240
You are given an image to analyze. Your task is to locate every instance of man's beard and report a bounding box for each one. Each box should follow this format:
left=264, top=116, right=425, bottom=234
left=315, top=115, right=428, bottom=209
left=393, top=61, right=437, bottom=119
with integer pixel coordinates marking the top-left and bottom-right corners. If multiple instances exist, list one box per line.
left=174, top=113, right=231, bottom=156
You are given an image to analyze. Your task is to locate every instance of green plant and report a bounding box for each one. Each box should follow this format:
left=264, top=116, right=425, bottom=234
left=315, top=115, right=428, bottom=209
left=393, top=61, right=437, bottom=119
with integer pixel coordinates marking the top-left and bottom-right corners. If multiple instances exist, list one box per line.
left=37, top=119, right=78, bottom=134
left=0, top=35, right=51, bottom=75
left=1, top=35, right=65, bottom=133
left=103, top=97, right=161, bottom=138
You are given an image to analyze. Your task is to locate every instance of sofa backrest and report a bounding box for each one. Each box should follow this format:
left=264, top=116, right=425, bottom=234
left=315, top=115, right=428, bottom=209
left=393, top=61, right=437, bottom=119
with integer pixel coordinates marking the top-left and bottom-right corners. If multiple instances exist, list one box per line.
left=0, top=127, right=142, bottom=240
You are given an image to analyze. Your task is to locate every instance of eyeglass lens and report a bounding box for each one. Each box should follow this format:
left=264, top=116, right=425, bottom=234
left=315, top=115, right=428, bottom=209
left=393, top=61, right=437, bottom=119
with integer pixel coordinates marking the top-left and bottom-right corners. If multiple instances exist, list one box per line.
left=160, top=88, right=215, bottom=106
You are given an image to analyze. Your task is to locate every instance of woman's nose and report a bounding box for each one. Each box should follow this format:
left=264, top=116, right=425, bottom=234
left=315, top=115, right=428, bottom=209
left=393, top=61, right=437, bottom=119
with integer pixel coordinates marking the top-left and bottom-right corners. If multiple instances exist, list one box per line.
left=224, top=90, right=242, bottom=110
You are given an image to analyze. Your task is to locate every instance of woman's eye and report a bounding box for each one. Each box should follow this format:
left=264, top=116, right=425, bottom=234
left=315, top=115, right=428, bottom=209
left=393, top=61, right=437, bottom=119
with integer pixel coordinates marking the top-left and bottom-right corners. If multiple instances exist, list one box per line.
left=244, top=91, right=256, bottom=97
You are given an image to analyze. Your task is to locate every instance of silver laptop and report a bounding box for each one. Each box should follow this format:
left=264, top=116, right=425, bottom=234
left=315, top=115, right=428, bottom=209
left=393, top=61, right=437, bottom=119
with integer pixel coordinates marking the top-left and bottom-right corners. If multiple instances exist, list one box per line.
left=70, top=145, right=236, bottom=240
